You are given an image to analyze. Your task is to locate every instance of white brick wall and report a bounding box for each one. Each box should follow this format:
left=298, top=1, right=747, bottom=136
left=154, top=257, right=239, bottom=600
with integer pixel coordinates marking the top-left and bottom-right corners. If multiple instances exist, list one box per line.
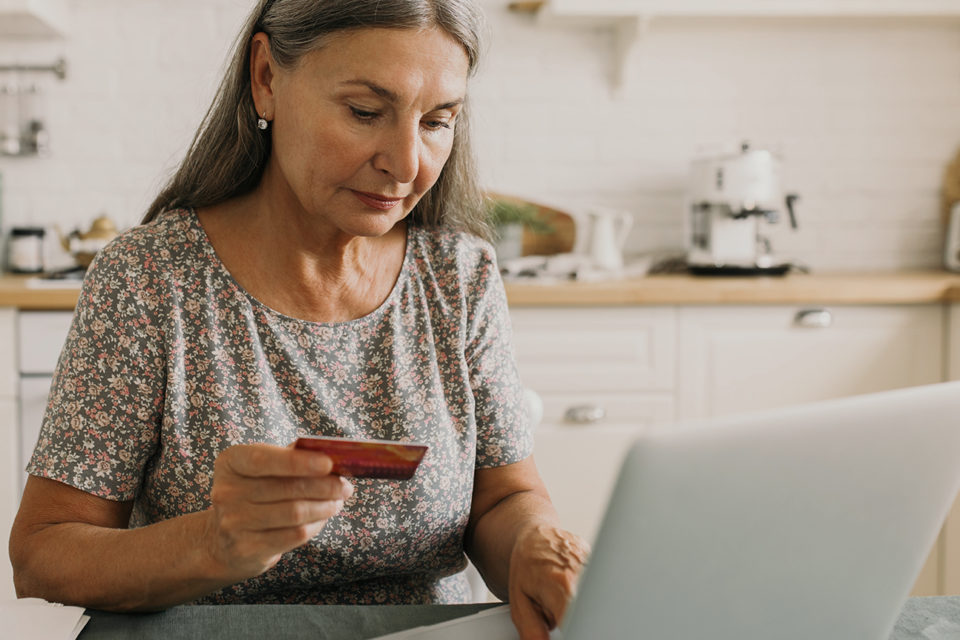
left=0, top=1, right=958, bottom=271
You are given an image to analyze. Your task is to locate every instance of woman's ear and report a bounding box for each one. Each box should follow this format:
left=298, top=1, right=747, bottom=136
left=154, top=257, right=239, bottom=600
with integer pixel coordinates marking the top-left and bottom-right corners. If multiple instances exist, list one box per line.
left=250, top=32, right=275, bottom=120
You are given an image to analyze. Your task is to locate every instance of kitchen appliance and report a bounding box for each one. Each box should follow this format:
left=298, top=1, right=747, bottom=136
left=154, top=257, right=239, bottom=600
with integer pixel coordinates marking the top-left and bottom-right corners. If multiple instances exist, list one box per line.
left=574, top=208, right=633, bottom=271
left=7, top=226, right=45, bottom=273
left=946, top=202, right=960, bottom=272
left=685, top=142, right=799, bottom=275
left=54, top=214, right=119, bottom=268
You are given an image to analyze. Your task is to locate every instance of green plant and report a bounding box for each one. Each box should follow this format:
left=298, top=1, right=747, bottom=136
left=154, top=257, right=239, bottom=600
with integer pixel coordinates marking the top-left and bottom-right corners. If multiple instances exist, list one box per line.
left=487, top=199, right=554, bottom=235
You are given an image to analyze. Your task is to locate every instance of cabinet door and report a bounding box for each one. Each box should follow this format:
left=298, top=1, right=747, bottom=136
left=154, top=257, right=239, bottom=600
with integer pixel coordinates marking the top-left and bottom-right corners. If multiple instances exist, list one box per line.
left=535, top=413, right=671, bottom=545
left=511, top=307, right=676, bottom=544
left=677, top=304, right=944, bottom=420
left=0, top=308, right=16, bottom=396
left=0, top=309, right=17, bottom=601
left=18, top=310, right=74, bottom=375
left=511, top=307, right=676, bottom=394
left=0, top=396, right=18, bottom=601
left=678, top=303, right=945, bottom=596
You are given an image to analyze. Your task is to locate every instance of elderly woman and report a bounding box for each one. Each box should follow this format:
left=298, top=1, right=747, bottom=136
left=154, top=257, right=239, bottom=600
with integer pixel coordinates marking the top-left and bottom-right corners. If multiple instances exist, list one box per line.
left=8, top=0, right=587, bottom=638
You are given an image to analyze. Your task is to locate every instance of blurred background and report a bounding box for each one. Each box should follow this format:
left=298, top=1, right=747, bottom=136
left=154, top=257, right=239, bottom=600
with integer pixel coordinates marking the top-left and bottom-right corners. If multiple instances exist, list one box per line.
left=0, top=0, right=958, bottom=271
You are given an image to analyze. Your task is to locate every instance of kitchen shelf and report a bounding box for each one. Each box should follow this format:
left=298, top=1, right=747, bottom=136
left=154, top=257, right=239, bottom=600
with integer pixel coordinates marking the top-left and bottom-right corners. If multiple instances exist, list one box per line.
left=507, top=0, right=960, bottom=89
left=509, top=1, right=960, bottom=18
left=0, top=0, right=68, bottom=38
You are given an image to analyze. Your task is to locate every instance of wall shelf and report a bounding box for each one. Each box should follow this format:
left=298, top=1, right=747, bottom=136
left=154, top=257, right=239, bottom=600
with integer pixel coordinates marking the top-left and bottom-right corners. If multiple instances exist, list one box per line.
left=0, top=0, right=68, bottom=38
left=509, top=1, right=960, bottom=19
left=507, top=0, right=960, bottom=90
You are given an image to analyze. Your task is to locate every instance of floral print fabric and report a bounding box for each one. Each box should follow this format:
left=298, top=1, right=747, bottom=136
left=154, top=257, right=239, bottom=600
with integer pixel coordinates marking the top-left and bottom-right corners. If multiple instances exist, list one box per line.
left=27, top=207, right=533, bottom=604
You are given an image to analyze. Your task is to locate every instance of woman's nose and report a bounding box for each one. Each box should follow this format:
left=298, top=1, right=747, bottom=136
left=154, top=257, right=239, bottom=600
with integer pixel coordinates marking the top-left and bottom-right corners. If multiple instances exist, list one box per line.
left=373, top=123, right=420, bottom=184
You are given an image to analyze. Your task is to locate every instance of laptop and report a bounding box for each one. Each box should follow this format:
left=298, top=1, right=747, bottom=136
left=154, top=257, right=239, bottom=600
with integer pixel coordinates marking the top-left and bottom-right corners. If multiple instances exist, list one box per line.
left=375, top=382, right=960, bottom=639
left=562, top=381, right=960, bottom=639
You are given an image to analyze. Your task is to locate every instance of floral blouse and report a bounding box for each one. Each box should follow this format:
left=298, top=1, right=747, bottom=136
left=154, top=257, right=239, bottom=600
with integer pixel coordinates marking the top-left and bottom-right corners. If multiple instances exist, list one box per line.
left=27, top=207, right=533, bottom=604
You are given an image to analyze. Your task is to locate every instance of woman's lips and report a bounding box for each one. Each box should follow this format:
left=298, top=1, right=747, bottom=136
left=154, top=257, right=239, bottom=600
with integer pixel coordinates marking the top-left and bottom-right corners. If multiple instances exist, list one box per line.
left=351, top=190, right=404, bottom=211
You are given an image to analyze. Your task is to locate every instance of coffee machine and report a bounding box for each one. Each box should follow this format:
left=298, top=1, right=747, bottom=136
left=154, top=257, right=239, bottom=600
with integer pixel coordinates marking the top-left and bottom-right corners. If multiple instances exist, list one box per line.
left=685, top=142, right=799, bottom=275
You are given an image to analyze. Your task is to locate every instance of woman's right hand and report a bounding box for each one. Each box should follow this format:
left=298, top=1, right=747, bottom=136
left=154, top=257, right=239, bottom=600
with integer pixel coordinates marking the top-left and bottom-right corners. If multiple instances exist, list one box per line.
left=204, top=443, right=353, bottom=581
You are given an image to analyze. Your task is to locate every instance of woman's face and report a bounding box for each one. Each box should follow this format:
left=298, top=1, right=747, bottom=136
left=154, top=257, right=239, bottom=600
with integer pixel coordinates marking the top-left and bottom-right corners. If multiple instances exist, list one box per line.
left=254, top=27, right=470, bottom=238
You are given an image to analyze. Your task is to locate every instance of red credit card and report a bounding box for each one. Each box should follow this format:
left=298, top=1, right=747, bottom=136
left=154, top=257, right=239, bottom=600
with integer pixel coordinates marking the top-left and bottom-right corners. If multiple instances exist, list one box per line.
left=294, top=436, right=428, bottom=480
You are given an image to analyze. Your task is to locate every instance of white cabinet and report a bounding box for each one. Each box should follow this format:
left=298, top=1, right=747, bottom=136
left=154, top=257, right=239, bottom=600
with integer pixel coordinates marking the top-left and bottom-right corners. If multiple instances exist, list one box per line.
left=512, top=302, right=951, bottom=594
left=16, top=310, right=72, bottom=490
left=0, top=309, right=72, bottom=600
left=676, top=304, right=944, bottom=420
left=511, top=307, right=676, bottom=396
left=0, top=308, right=18, bottom=600
left=511, top=307, right=676, bottom=544
left=674, top=303, right=947, bottom=595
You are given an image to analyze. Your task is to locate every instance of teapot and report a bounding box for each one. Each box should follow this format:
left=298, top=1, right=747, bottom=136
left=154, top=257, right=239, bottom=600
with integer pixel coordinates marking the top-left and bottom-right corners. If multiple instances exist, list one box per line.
left=55, top=214, right=119, bottom=268
left=574, top=208, right=634, bottom=271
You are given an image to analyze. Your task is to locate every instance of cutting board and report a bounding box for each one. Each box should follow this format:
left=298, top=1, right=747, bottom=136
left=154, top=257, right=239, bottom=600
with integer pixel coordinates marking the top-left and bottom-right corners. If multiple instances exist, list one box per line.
left=486, top=192, right=577, bottom=256
left=944, top=147, right=960, bottom=226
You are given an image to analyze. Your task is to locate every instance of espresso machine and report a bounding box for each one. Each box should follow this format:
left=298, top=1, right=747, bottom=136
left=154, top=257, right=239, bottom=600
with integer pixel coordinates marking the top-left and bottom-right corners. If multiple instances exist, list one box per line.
left=685, top=142, right=799, bottom=275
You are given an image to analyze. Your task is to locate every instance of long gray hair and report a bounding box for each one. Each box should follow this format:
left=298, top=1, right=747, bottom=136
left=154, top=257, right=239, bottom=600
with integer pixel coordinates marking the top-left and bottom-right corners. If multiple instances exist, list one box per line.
left=144, top=0, right=490, bottom=240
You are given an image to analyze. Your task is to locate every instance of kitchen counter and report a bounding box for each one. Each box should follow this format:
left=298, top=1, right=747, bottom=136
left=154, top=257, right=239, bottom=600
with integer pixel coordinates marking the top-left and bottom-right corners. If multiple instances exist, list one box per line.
left=0, top=275, right=82, bottom=310
left=505, top=270, right=960, bottom=306
left=2, top=271, right=960, bottom=310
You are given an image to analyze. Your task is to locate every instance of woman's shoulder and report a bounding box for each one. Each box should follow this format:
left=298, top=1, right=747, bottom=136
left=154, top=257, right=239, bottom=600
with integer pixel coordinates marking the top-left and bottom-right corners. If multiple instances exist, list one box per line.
left=80, top=208, right=207, bottom=309
left=92, top=208, right=203, bottom=271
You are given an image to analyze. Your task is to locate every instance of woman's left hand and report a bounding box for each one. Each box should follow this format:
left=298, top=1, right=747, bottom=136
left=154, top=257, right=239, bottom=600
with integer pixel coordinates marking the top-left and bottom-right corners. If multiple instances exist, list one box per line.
left=508, top=523, right=590, bottom=640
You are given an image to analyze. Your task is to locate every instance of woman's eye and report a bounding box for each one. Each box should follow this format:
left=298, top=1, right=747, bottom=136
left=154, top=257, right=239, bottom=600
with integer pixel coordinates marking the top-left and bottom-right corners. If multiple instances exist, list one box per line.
left=423, top=119, right=453, bottom=131
left=350, top=106, right=380, bottom=122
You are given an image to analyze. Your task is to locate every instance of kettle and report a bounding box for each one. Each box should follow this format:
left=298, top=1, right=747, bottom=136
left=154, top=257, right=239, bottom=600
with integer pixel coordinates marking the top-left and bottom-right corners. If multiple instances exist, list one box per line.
left=55, top=214, right=119, bottom=268
left=575, top=208, right=633, bottom=271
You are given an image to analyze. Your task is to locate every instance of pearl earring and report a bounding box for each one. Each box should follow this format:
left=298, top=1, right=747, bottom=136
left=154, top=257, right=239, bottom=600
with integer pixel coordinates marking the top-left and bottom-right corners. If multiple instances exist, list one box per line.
left=257, top=113, right=269, bottom=130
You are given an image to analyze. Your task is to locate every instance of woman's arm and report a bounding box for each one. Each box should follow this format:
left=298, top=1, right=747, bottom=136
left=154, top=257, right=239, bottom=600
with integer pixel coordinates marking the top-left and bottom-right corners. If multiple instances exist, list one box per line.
left=9, top=444, right=352, bottom=611
left=464, top=456, right=589, bottom=640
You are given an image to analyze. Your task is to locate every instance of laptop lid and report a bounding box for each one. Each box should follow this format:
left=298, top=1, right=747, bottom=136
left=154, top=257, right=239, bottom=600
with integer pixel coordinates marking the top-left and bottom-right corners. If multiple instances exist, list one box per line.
left=562, top=382, right=960, bottom=640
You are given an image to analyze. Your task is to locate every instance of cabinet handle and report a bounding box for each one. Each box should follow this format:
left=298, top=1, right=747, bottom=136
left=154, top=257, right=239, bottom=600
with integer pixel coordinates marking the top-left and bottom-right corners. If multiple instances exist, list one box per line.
left=563, top=404, right=607, bottom=425
left=794, top=308, right=833, bottom=328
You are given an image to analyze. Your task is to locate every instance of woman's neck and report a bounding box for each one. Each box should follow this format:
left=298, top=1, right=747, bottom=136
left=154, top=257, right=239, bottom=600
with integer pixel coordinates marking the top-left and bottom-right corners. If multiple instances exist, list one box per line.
left=195, top=195, right=408, bottom=323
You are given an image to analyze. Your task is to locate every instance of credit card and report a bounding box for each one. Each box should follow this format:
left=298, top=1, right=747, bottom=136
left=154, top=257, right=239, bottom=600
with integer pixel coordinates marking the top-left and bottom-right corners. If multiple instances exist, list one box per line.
left=294, top=436, right=428, bottom=480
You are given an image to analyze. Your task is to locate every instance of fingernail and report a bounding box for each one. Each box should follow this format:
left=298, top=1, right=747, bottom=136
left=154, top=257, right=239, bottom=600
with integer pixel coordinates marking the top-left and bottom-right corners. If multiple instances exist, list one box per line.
left=341, top=477, right=354, bottom=497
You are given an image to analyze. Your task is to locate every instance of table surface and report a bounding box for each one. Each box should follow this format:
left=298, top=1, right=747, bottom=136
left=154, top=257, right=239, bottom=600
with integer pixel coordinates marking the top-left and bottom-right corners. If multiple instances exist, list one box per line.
left=76, top=597, right=960, bottom=639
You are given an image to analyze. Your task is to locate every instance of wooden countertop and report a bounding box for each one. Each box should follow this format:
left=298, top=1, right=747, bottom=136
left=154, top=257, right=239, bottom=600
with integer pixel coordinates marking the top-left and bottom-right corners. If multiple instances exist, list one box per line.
left=504, top=271, right=960, bottom=306
left=0, top=275, right=82, bottom=309
left=2, top=271, right=960, bottom=310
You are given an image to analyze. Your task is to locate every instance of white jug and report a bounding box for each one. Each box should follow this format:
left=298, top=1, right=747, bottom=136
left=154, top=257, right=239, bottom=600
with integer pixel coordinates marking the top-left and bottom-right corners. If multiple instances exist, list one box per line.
left=578, top=208, right=633, bottom=271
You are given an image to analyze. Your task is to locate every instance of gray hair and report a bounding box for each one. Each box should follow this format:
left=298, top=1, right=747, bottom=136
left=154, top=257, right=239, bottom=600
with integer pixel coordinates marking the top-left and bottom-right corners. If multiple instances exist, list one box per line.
left=144, top=0, right=490, bottom=240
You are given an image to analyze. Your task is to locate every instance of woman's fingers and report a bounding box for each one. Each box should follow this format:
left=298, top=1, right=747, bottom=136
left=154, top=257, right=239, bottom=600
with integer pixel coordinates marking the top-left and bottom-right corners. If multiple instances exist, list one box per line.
left=205, top=443, right=354, bottom=579
left=218, top=443, right=334, bottom=478
left=235, top=473, right=354, bottom=504
left=220, top=495, right=346, bottom=530
left=509, top=591, right=553, bottom=640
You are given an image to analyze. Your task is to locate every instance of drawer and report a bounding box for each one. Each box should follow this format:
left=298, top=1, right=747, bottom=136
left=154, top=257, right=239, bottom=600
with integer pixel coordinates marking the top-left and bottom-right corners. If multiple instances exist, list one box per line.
left=511, top=306, right=676, bottom=393
left=17, top=311, right=74, bottom=375
left=537, top=391, right=674, bottom=428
